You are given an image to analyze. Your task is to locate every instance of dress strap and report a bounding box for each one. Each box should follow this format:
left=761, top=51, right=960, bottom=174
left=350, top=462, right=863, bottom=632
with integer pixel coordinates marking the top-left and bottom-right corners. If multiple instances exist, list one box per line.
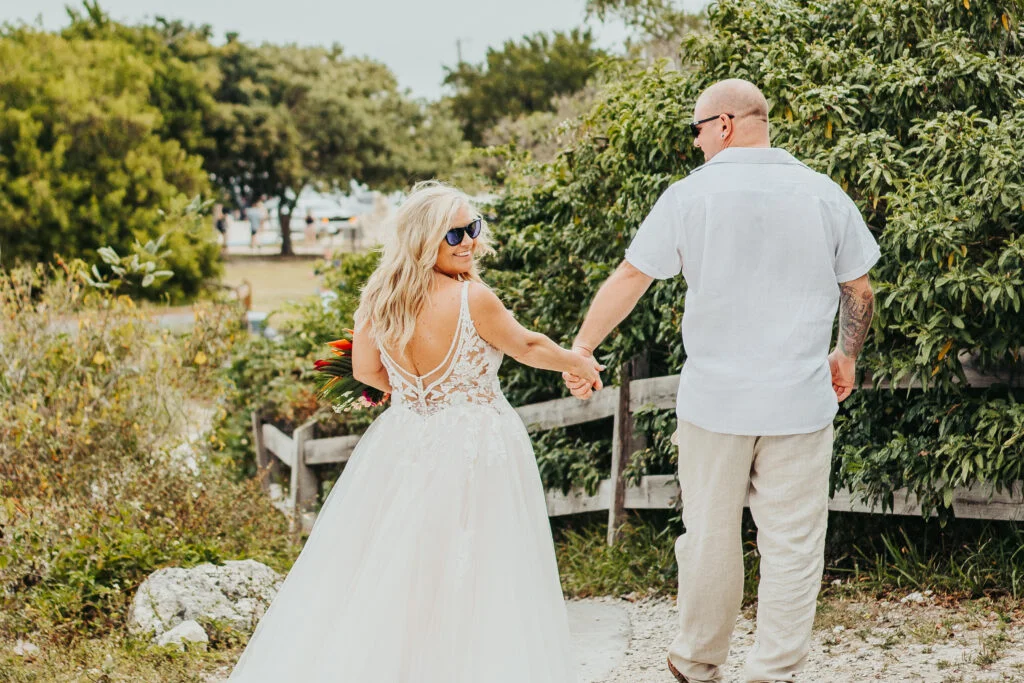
left=460, top=280, right=470, bottom=321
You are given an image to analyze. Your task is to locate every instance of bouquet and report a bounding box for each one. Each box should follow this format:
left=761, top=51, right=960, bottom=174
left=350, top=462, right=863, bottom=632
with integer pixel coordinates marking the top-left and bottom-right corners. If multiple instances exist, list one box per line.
left=314, top=330, right=389, bottom=411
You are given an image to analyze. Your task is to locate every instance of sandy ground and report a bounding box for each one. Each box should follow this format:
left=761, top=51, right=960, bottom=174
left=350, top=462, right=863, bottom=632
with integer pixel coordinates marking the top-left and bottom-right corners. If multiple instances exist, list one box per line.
left=592, top=593, right=1024, bottom=683
left=199, top=593, right=1024, bottom=683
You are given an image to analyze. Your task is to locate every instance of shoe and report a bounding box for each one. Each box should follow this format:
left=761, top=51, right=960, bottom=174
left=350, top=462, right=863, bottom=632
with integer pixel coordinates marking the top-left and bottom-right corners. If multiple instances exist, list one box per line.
left=667, top=656, right=690, bottom=682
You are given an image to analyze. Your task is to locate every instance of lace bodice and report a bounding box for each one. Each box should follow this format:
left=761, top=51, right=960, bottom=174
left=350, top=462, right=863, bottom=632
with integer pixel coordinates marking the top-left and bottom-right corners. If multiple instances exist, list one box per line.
left=378, top=282, right=504, bottom=417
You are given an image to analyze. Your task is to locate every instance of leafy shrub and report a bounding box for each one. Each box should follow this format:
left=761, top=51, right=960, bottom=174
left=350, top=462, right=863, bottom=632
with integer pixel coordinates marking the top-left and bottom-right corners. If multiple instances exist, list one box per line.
left=487, top=0, right=1024, bottom=516
left=0, top=27, right=221, bottom=301
left=533, top=427, right=611, bottom=495
left=0, top=258, right=294, bottom=643
left=212, top=250, right=383, bottom=479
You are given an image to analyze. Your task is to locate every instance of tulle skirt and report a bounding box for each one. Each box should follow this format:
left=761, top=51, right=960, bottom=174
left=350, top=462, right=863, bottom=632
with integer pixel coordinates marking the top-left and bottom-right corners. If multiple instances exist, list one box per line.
left=229, top=399, right=577, bottom=682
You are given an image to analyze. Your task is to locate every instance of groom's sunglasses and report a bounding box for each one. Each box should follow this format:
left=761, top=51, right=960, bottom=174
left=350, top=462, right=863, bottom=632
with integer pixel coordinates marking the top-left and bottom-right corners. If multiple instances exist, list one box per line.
left=689, top=113, right=735, bottom=137
left=444, top=218, right=483, bottom=246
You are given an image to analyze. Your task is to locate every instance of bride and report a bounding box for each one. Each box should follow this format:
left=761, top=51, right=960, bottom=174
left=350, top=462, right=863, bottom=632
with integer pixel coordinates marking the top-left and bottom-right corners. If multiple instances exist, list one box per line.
left=229, top=181, right=601, bottom=682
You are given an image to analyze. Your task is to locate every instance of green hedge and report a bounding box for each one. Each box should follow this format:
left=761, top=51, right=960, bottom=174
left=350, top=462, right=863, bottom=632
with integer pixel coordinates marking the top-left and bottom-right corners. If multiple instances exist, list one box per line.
left=486, top=0, right=1024, bottom=519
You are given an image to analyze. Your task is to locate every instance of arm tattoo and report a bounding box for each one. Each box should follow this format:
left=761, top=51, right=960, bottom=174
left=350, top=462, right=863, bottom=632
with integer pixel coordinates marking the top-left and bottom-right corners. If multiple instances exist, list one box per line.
left=838, top=283, right=874, bottom=358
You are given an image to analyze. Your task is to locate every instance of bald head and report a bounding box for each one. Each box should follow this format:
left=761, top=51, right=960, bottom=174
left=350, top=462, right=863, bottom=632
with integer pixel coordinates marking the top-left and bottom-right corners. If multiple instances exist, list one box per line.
left=695, top=79, right=770, bottom=123
left=691, top=79, right=770, bottom=158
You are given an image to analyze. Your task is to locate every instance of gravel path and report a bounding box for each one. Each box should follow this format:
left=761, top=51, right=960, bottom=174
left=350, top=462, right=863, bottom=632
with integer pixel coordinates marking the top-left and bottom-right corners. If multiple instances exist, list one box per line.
left=202, top=594, right=1024, bottom=682
left=592, top=594, right=1024, bottom=682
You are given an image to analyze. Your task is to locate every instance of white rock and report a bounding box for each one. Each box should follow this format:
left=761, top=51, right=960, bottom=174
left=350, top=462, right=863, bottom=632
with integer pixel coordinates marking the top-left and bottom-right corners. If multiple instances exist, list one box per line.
left=832, top=625, right=846, bottom=633
left=900, top=591, right=926, bottom=604
left=168, top=442, right=202, bottom=476
left=13, top=640, right=39, bottom=657
left=128, top=559, right=282, bottom=641
left=156, top=619, right=209, bottom=650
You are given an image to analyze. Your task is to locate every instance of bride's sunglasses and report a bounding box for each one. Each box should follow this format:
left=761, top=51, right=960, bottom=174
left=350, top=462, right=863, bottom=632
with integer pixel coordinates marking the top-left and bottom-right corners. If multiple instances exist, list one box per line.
left=444, top=218, right=483, bottom=246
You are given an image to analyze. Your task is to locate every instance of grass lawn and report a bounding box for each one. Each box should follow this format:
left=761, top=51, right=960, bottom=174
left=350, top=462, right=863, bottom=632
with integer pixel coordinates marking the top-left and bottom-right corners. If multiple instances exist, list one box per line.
left=220, top=257, right=322, bottom=315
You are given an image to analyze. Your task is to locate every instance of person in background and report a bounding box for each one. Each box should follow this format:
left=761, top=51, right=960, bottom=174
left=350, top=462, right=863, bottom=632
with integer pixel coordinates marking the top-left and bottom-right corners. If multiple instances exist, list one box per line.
left=213, top=202, right=227, bottom=255
left=304, top=208, right=316, bottom=245
left=246, top=198, right=266, bottom=251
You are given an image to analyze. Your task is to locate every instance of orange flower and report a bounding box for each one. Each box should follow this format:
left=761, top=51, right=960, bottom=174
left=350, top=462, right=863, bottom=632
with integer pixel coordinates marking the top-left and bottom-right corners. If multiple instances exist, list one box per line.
left=328, top=338, right=353, bottom=353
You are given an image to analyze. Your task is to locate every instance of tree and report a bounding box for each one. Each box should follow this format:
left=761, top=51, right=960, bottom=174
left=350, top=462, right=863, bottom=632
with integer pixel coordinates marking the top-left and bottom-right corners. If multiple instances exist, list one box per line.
left=443, top=29, right=607, bottom=146
left=487, top=0, right=1024, bottom=516
left=0, top=25, right=219, bottom=300
left=207, top=42, right=466, bottom=255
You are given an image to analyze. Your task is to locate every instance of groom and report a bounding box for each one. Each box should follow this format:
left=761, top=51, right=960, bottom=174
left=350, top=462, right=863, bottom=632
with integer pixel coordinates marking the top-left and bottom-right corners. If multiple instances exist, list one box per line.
left=564, top=79, right=879, bottom=682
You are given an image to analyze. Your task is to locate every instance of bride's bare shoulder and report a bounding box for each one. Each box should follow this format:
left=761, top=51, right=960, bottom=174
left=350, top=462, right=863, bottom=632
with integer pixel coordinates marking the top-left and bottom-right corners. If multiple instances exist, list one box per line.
left=466, top=281, right=505, bottom=318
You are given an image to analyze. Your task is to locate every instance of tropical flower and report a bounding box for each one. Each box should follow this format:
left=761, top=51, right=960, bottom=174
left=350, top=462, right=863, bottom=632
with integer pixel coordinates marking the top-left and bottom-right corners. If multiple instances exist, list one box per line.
left=313, top=330, right=388, bottom=410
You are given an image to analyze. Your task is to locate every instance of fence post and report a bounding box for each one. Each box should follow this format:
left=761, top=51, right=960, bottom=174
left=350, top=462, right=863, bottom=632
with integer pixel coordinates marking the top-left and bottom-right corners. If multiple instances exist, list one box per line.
left=607, top=353, right=649, bottom=545
left=251, top=410, right=281, bottom=494
left=289, top=421, right=319, bottom=538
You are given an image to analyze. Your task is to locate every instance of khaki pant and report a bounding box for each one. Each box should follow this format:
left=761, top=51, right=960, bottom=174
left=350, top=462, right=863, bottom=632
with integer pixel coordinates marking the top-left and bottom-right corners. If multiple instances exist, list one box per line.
left=667, top=420, right=833, bottom=683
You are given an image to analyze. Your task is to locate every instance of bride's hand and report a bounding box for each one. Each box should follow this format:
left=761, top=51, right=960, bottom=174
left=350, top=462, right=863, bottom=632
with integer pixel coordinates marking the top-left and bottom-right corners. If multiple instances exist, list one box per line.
left=564, top=348, right=603, bottom=400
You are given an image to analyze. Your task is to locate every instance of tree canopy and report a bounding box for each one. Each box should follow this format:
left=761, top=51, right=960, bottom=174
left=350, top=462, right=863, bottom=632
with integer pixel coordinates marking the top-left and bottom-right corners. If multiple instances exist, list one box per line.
left=443, top=29, right=607, bottom=146
left=207, top=41, right=466, bottom=254
left=0, top=1, right=468, bottom=273
left=0, top=21, right=218, bottom=300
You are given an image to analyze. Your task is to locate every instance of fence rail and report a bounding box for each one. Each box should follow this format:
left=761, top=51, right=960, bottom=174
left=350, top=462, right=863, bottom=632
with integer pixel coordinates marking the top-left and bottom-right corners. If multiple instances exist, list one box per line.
left=253, top=356, right=1024, bottom=538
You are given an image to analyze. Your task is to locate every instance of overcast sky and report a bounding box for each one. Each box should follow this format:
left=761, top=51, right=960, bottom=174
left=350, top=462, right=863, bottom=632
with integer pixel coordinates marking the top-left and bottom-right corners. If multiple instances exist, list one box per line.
left=1, top=0, right=686, bottom=100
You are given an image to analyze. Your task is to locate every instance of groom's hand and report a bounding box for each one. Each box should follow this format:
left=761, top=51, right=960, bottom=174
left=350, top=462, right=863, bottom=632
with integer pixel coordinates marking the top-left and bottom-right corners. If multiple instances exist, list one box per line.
left=563, top=345, right=602, bottom=400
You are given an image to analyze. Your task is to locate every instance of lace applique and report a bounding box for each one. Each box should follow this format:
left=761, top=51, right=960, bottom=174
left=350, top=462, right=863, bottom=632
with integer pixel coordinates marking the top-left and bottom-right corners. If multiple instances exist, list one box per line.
left=379, top=282, right=503, bottom=417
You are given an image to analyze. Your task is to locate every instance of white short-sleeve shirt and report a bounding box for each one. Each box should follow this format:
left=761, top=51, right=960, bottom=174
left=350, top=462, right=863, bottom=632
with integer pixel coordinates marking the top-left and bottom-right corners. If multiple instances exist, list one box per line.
left=625, top=147, right=881, bottom=436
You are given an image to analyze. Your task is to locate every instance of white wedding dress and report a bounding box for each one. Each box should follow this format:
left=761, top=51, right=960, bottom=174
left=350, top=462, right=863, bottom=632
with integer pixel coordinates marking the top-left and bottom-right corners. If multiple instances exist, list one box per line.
left=230, top=281, right=577, bottom=682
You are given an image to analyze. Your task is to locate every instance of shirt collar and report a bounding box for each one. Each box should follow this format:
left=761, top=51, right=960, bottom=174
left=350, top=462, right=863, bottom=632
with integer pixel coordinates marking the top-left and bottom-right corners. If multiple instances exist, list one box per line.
left=695, top=146, right=808, bottom=170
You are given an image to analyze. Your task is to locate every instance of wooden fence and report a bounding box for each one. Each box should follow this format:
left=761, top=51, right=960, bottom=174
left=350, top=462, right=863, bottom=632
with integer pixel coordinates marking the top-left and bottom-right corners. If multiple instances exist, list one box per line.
left=252, top=353, right=1024, bottom=539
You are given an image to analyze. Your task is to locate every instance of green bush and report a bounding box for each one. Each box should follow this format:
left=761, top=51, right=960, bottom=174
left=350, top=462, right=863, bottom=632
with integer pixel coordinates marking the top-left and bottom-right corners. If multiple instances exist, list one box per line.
left=0, top=258, right=294, bottom=643
left=212, top=250, right=383, bottom=480
left=487, top=0, right=1024, bottom=517
left=0, top=27, right=221, bottom=301
left=533, top=427, right=611, bottom=495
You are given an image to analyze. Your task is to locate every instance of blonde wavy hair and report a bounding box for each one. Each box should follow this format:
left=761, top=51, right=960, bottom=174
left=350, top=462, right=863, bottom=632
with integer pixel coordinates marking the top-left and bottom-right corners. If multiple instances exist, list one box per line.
left=354, top=180, right=494, bottom=354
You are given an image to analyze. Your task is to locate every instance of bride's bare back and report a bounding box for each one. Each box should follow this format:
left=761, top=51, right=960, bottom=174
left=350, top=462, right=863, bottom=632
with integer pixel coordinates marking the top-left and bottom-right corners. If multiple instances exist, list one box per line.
left=383, top=274, right=465, bottom=384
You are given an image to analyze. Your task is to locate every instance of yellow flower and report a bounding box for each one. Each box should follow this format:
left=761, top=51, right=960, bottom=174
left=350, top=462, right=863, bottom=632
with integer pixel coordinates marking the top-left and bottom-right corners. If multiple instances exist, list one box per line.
left=92, top=352, right=106, bottom=365
left=194, top=351, right=208, bottom=366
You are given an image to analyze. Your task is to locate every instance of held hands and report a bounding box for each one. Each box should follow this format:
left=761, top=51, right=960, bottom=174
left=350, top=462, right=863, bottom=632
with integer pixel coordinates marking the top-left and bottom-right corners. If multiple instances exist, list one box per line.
left=828, top=348, right=856, bottom=402
left=563, top=345, right=604, bottom=401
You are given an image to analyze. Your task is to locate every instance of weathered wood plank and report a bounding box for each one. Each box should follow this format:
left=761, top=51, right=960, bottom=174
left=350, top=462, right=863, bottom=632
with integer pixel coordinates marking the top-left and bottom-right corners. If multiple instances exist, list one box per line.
left=290, top=422, right=318, bottom=516
left=304, top=435, right=362, bottom=465
left=261, top=423, right=296, bottom=469
left=545, top=476, right=1024, bottom=522
left=515, top=387, right=618, bottom=431
left=546, top=479, right=611, bottom=516
left=624, top=474, right=679, bottom=509
left=607, top=360, right=631, bottom=544
left=827, top=488, right=925, bottom=516
left=863, top=351, right=1023, bottom=390
left=953, top=483, right=1024, bottom=521
left=251, top=411, right=280, bottom=494
left=629, top=374, right=678, bottom=412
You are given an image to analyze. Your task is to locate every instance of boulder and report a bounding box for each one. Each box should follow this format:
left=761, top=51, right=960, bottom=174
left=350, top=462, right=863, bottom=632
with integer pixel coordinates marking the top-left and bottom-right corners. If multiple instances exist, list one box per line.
left=128, top=559, right=282, bottom=640
left=156, top=619, right=209, bottom=650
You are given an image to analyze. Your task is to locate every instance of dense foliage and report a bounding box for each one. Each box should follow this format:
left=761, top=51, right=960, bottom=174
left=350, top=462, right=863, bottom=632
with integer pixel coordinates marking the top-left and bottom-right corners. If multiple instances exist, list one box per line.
left=207, top=41, right=466, bottom=255
left=0, top=24, right=220, bottom=300
left=0, top=2, right=468, bottom=278
left=444, top=29, right=607, bottom=146
left=486, top=0, right=1024, bottom=518
left=211, top=252, right=385, bottom=484
left=0, top=259, right=295, bottom=644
